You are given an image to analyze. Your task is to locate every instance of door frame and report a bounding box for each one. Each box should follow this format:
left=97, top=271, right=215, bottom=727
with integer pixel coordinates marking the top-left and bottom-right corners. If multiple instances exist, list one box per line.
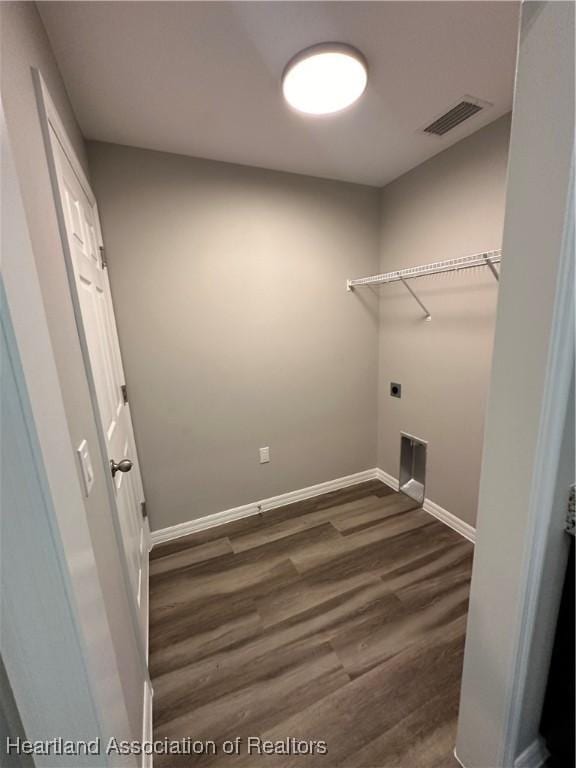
left=33, top=70, right=151, bottom=666
left=455, top=2, right=575, bottom=766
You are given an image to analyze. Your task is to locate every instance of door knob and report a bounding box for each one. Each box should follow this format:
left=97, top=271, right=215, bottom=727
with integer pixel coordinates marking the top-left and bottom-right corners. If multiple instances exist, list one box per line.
left=110, top=458, right=133, bottom=478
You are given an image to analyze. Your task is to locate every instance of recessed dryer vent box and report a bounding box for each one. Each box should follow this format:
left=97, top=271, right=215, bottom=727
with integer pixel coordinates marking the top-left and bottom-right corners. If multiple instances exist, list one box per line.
left=399, top=432, right=427, bottom=505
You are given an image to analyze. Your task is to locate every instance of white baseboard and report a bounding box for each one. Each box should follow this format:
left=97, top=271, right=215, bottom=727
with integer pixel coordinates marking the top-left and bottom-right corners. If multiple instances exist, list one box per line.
left=151, top=468, right=380, bottom=546
left=150, top=466, right=476, bottom=547
left=375, top=468, right=399, bottom=491
left=424, top=497, right=476, bottom=544
left=453, top=747, right=466, bottom=767
left=377, top=469, right=476, bottom=543
left=514, top=737, right=549, bottom=768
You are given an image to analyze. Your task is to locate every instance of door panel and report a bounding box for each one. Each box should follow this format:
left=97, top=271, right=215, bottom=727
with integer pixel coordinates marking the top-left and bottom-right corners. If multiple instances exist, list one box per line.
left=51, top=129, right=148, bottom=639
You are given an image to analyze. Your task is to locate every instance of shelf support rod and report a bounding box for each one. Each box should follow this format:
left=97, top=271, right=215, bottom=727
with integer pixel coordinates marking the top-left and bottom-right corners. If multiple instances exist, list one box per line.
left=482, top=253, right=500, bottom=281
left=398, top=274, right=432, bottom=321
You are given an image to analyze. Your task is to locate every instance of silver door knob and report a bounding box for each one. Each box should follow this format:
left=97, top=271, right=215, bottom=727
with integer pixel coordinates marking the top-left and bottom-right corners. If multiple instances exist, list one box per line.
left=110, top=458, right=133, bottom=478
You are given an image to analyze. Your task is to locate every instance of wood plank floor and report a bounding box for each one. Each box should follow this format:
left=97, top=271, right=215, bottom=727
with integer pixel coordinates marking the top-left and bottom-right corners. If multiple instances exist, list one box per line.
left=149, top=481, right=473, bottom=767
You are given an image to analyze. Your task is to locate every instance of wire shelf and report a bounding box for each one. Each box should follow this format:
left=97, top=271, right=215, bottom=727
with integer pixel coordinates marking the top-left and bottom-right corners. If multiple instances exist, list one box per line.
left=346, top=249, right=501, bottom=321
left=347, top=249, right=502, bottom=290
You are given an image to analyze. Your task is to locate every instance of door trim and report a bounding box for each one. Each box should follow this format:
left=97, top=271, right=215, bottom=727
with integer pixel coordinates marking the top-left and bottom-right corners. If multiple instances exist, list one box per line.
left=142, top=681, right=154, bottom=768
left=1, top=101, right=135, bottom=760
left=33, top=69, right=150, bottom=670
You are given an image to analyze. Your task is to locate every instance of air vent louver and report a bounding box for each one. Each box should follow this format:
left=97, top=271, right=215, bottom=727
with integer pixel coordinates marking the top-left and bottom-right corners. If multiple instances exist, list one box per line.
left=423, top=100, right=485, bottom=136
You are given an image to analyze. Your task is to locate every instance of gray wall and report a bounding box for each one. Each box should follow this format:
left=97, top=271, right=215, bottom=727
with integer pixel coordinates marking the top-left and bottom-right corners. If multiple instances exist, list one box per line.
left=0, top=1, right=144, bottom=739
left=89, top=118, right=510, bottom=533
left=377, top=115, right=511, bottom=526
left=88, top=143, right=381, bottom=531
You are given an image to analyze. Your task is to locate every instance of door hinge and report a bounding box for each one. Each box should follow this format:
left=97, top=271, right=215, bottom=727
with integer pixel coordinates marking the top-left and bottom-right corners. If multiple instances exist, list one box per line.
left=99, top=246, right=108, bottom=269
left=140, top=501, right=148, bottom=519
left=121, top=384, right=128, bottom=404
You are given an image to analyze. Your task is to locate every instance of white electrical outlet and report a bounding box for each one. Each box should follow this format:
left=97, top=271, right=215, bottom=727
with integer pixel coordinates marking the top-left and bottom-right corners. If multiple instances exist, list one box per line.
left=259, top=446, right=270, bottom=464
left=76, top=439, right=95, bottom=497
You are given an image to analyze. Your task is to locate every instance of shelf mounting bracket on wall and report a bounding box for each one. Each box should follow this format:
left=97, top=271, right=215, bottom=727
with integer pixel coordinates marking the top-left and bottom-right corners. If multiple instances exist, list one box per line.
left=482, top=252, right=500, bottom=281
left=398, top=274, right=432, bottom=321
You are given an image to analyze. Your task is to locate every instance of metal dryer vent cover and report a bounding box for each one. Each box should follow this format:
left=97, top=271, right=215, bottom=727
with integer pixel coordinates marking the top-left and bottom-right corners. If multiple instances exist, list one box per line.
left=421, top=96, right=492, bottom=136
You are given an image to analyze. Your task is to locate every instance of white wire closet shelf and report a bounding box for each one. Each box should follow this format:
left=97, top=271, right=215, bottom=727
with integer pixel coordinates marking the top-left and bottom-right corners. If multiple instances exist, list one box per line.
left=346, top=249, right=502, bottom=321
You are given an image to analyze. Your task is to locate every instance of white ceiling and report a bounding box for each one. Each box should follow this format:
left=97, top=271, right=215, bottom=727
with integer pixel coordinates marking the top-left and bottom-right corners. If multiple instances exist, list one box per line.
left=39, top=1, right=520, bottom=187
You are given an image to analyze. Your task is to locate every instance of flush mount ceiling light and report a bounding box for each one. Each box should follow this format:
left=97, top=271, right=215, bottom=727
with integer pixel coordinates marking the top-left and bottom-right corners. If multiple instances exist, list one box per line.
left=282, top=43, right=368, bottom=115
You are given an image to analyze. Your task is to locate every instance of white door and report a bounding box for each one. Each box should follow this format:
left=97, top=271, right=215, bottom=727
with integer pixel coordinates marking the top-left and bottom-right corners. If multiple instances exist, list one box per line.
left=2, top=99, right=143, bottom=760
left=50, top=129, right=149, bottom=639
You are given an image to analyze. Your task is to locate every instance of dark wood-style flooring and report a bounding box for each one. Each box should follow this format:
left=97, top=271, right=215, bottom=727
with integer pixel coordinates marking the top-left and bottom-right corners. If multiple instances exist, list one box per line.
left=149, top=481, right=473, bottom=767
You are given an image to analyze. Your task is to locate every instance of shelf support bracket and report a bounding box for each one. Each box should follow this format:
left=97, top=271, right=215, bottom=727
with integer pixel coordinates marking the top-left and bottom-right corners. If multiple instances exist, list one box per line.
left=482, top=253, right=500, bottom=281
left=398, top=275, right=432, bottom=321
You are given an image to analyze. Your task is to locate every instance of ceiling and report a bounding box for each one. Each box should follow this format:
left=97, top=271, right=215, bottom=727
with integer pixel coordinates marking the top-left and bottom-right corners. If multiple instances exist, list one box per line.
left=39, top=1, right=520, bottom=187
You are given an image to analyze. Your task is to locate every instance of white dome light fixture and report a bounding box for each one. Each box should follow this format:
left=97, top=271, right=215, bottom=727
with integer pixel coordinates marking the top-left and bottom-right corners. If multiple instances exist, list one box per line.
left=282, top=43, right=368, bottom=116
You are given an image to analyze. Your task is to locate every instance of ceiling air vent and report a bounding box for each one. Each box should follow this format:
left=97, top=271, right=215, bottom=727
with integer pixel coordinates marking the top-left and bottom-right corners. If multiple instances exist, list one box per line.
left=422, top=96, right=492, bottom=137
